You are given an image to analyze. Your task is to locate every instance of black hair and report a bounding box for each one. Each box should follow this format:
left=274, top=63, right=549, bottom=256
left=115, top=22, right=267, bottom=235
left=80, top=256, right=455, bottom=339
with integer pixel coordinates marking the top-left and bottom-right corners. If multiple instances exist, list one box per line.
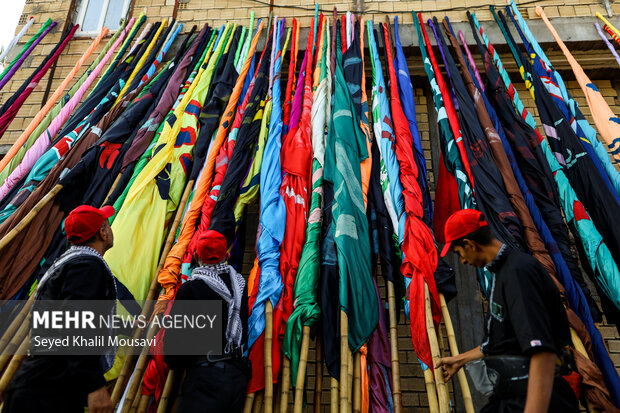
left=68, top=233, right=98, bottom=246
left=450, top=225, right=496, bottom=250
left=67, top=220, right=108, bottom=246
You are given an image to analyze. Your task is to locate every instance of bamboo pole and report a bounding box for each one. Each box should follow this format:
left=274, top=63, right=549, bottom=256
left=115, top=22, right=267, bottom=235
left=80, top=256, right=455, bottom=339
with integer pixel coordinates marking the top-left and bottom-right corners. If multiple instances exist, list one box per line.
left=386, top=280, right=402, bottom=413
left=353, top=352, right=361, bottom=413
left=253, top=391, right=264, bottom=413
left=120, top=323, right=159, bottom=413
left=102, top=173, right=122, bottom=206
left=0, top=298, right=34, bottom=392
left=330, top=377, right=338, bottom=413
left=264, top=301, right=274, bottom=413
left=0, top=320, right=29, bottom=372
left=423, top=368, right=439, bottom=413
left=347, top=349, right=353, bottom=410
left=274, top=375, right=282, bottom=413
left=293, top=326, right=310, bottom=413
left=279, top=357, right=291, bottom=413
left=111, top=288, right=158, bottom=403
left=437, top=321, right=445, bottom=355
left=314, top=336, right=323, bottom=413
left=339, top=310, right=349, bottom=413
left=129, top=394, right=141, bottom=412
left=0, top=184, right=63, bottom=252
left=244, top=392, right=256, bottom=413
left=111, top=180, right=194, bottom=405
left=129, top=361, right=149, bottom=413
left=158, top=180, right=194, bottom=266
left=439, top=294, right=474, bottom=413
left=156, top=370, right=175, bottom=413
left=424, top=284, right=450, bottom=413
left=170, top=371, right=183, bottom=411
left=0, top=295, right=34, bottom=354
left=136, top=394, right=149, bottom=413
left=0, top=336, right=28, bottom=394
left=111, top=304, right=152, bottom=401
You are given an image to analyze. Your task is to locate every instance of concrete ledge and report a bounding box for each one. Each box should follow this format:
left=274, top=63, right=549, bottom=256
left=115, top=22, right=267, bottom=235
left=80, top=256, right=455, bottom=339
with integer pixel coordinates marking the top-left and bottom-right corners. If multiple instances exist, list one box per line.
left=397, top=16, right=620, bottom=48
left=170, top=14, right=620, bottom=60
left=288, top=15, right=620, bottom=49
left=0, top=144, right=12, bottom=156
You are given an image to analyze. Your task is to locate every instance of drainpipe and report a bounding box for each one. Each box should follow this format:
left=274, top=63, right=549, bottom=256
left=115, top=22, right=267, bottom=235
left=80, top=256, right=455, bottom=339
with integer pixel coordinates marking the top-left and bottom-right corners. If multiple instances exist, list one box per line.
left=40, top=0, right=79, bottom=106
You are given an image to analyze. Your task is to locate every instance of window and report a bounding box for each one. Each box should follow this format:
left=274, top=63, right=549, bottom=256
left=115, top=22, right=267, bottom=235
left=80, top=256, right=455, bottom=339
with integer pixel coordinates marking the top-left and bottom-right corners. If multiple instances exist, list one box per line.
left=75, top=0, right=131, bottom=35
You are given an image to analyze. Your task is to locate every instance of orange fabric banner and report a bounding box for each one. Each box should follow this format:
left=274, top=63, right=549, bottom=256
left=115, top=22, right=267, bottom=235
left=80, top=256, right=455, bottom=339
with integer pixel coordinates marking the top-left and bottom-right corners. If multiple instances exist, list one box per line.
left=156, top=21, right=265, bottom=305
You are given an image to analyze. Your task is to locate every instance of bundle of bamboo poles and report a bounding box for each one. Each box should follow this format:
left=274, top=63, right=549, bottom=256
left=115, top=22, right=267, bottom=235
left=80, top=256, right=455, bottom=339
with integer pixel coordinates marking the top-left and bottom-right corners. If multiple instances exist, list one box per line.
left=0, top=172, right=194, bottom=410
left=237, top=278, right=475, bottom=413
left=0, top=166, right=478, bottom=413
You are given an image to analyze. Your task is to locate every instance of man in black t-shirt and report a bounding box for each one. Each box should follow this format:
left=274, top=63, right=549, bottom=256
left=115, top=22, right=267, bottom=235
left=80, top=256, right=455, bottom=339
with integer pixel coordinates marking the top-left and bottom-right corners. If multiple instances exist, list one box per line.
left=164, top=229, right=250, bottom=413
left=3, top=205, right=116, bottom=413
left=437, top=209, right=578, bottom=413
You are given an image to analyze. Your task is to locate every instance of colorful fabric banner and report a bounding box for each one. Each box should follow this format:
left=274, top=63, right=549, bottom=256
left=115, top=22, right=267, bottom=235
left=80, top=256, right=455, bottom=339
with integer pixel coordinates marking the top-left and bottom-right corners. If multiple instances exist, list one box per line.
left=435, top=17, right=556, bottom=275
left=595, top=22, right=620, bottom=67
left=415, top=13, right=496, bottom=295
left=383, top=21, right=440, bottom=368
left=0, top=23, right=114, bottom=170
left=115, top=20, right=168, bottom=104
left=469, top=11, right=620, bottom=405
left=0, top=18, right=134, bottom=182
left=393, top=16, right=432, bottom=221
left=105, top=23, right=227, bottom=303
left=0, top=87, right=141, bottom=301
left=0, top=25, right=79, bottom=137
left=283, top=15, right=329, bottom=384
left=0, top=21, right=131, bottom=199
left=0, top=17, right=34, bottom=63
left=508, top=4, right=620, bottom=200
left=0, top=19, right=54, bottom=88
left=274, top=16, right=312, bottom=387
left=367, top=22, right=405, bottom=246
left=326, top=26, right=377, bottom=353
left=155, top=22, right=263, bottom=307
left=139, top=22, right=183, bottom=88
left=246, top=19, right=287, bottom=393
left=539, top=8, right=620, bottom=164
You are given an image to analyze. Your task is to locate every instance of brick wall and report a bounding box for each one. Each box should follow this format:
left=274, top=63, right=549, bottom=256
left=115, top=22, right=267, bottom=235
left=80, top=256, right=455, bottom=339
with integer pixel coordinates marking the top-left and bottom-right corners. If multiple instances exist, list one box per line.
left=0, top=0, right=617, bottom=148
left=1, top=0, right=620, bottom=411
left=134, top=0, right=614, bottom=28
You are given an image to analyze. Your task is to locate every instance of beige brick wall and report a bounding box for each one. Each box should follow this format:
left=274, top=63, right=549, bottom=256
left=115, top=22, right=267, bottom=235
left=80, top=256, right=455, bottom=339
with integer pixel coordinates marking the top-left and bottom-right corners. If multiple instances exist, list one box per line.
left=0, top=0, right=614, bottom=147
left=0, top=1, right=117, bottom=147
left=131, top=0, right=611, bottom=28
left=1, top=1, right=619, bottom=411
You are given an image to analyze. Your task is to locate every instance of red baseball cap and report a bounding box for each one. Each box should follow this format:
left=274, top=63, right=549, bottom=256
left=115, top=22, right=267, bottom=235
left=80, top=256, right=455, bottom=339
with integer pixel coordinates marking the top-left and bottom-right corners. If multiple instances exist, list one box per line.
left=65, top=205, right=115, bottom=244
left=440, top=209, right=489, bottom=257
left=196, top=230, right=228, bottom=264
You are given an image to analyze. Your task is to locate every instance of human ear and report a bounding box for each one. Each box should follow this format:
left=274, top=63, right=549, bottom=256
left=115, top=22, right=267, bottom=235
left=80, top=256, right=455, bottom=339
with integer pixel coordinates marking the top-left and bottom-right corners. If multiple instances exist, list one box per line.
left=463, top=239, right=478, bottom=252
left=98, top=223, right=109, bottom=242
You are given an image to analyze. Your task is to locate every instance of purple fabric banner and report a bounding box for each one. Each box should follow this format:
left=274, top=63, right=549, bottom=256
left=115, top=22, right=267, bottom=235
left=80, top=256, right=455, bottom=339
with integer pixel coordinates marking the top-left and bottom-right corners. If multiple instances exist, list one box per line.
left=0, top=21, right=57, bottom=91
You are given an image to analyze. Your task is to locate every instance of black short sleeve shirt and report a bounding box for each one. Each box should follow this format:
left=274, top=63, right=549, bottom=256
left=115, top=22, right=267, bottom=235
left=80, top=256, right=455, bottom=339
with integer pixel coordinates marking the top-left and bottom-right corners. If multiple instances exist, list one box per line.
left=480, top=247, right=570, bottom=357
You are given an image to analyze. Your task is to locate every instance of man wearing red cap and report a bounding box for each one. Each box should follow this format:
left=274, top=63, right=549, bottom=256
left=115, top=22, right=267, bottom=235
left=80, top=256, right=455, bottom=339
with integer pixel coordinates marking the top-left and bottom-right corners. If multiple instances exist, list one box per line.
left=437, top=209, right=578, bottom=413
left=3, top=205, right=117, bottom=413
left=164, top=229, right=250, bottom=412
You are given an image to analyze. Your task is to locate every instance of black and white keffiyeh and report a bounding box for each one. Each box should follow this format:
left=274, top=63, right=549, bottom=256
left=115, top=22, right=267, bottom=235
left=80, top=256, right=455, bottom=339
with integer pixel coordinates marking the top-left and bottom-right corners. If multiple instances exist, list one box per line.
left=191, top=261, right=245, bottom=354
left=34, top=245, right=117, bottom=372
left=35, top=246, right=116, bottom=299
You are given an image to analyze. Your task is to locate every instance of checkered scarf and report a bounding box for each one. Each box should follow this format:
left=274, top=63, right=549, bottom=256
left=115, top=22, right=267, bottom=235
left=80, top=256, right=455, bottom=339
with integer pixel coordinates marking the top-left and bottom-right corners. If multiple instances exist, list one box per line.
left=191, top=262, right=245, bottom=353
left=34, top=245, right=117, bottom=372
